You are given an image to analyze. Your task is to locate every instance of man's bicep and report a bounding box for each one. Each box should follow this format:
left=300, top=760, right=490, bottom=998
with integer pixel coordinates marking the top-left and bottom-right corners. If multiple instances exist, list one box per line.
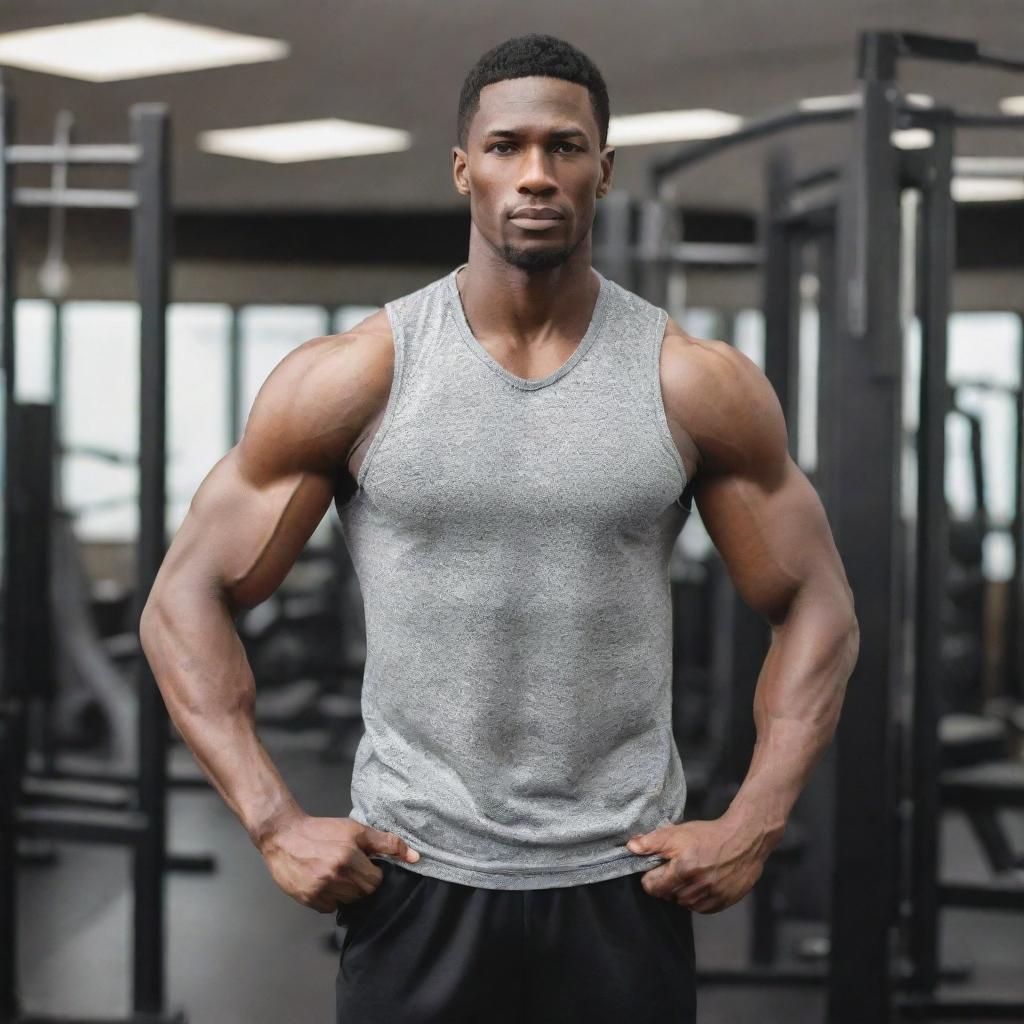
left=150, top=339, right=347, bottom=614
left=694, top=456, right=841, bottom=627
left=680, top=340, right=845, bottom=626
left=176, top=446, right=335, bottom=611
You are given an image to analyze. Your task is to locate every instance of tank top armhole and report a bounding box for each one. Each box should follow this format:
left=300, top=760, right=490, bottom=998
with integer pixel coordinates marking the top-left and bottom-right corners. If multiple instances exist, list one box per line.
left=355, top=299, right=407, bottom=490
left=648, top=307, right=689, bottom=507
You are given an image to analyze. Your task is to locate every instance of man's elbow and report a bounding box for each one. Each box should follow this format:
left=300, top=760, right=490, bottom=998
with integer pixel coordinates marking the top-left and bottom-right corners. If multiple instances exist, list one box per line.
left=845, top=611, right=860, bottom=671
left=138, top=576, right=193, bottom=652
left=138, top=594, right=166, bottom=655
left=822, top=568, right=859, bottom=673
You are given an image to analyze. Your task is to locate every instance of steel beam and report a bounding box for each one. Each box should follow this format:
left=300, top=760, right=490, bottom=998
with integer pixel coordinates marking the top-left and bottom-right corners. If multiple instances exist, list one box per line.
left=826, top=54, right=905, bottom=1024
left=129, top=103, right=172, bottom=1019
left=906, top=112, right=955, bottom=995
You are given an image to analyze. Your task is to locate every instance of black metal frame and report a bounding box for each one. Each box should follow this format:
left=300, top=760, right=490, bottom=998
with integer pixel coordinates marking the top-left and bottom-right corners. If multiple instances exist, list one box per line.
left=0, top=71, right=186, bottom=1024
left=620, top=27, right=1024, bottom=1024
left=1010, top=314, right=1024, bottom=701
left=900, top=109, right=956, bottom=1002
left=826, top=39, right=906, bottom=1023
left=895, top=102, right=1024, bottom=1023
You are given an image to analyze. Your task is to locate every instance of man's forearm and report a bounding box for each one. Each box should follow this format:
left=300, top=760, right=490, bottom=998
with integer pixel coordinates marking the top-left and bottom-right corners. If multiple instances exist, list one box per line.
left=725, top=580, right=859, bottom=842
left=139, top=586, right=303, bottom=848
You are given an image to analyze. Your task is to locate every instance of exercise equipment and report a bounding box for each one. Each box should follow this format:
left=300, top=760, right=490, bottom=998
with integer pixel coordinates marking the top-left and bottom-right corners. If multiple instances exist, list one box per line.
left=596, top=28, right=1024, bottom=1021
left=0, top=72, right=187, bottom=1023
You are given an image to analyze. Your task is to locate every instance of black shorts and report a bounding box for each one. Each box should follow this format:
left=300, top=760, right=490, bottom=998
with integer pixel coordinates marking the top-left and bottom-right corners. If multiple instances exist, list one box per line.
left=334, top=857, right=696, bottom=1023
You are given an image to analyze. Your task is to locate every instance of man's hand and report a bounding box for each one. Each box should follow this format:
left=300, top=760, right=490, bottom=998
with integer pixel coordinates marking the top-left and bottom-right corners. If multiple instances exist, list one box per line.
left=257, top=812, right=421, bottom=914
left=626, top=813, right=777, bottom=914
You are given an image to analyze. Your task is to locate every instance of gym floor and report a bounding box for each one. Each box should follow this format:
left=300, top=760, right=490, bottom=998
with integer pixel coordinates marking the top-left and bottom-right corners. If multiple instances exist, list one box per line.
left=16, top=729, right=1024, bottom=1024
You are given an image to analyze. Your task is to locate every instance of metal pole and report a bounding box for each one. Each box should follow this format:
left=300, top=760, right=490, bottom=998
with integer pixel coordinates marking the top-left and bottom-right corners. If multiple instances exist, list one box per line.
left=762, top=147, right=802, bottom=459
left=636, top=197, right=675, bottom=307
left=50, top=300, right=64, bottom=507
left=229, top=305, right=242, bottom=446
left=650, top=100, right=859, bottom=189
left=827, top=31, right=905, bottom=1024
left=1008, top=315, right=1024, bottom=702
left=130, top=102, right=171, bottom=1017
left=0, top=75, right=13, bottom=412
left=815, top=224, right=839, bottom=518
left=0, top=66, right=21, bottom=1024
left=592, top=189, right=635, bottom=290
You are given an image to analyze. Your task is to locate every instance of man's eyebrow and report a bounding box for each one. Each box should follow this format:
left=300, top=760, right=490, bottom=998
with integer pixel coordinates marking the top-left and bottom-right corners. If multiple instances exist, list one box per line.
left=484, top=127, right=589, bottom=140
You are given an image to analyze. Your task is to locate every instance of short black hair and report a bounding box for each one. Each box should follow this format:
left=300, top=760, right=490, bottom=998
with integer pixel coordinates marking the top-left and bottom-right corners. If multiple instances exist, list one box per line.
left=456, top=34, right=610, bottom=150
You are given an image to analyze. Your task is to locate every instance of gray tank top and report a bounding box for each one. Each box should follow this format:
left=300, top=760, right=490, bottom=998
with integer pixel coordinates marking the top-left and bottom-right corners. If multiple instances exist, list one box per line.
left=337, top=263, right=691, bottom=890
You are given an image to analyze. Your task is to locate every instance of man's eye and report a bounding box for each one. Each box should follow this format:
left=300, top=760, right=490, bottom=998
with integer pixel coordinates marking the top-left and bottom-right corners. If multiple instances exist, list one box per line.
left=488, top=142, right=580, bottom=154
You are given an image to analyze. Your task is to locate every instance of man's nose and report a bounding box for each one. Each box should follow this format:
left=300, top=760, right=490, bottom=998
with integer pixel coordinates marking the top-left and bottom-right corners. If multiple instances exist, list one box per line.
left=516, top=147, right=557, bottom=193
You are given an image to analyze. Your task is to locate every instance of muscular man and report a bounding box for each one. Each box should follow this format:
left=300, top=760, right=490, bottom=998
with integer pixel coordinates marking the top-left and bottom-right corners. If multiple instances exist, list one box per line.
left=141, top=32, right=859, bottom=1024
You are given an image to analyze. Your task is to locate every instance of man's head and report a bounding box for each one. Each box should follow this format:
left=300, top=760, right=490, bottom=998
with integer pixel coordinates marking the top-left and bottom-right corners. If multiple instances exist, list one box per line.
left=453, top=34, right=614, bottom=272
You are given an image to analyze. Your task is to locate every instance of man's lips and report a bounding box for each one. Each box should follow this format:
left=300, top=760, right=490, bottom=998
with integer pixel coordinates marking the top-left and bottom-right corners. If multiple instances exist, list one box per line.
left=509, top=207, right=564, bottom=220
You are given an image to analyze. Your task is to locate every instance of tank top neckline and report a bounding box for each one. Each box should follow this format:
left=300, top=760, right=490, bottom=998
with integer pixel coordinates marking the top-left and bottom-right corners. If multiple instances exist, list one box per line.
left=445, top=262, right=611, bottom=392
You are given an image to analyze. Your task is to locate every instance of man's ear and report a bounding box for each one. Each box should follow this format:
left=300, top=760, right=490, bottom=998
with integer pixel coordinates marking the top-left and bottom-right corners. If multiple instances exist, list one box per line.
left=597, top=146, right=615, bottom=197
left=452, top=146, right=470, bottom=196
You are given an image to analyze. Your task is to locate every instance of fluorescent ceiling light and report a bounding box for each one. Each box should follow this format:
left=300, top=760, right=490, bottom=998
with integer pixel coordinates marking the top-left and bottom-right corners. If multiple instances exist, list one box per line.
left=799, top=91, right=929, bottom=114
left=955, top=156, right=1024, bottom=176
left=999, top=96, right=1024, bottom=115
left=0, top=14, right=288, bottom=82
left=892, top=95, right=935, bottom=149
left=607, top=109, right=742, bottom=146
left=891, top=128, right=934, bottom=150
left=951, top=176, right=1024, bottom=202
left=198, top=118, right=412, bottom=163
left=798, top=94, right=860, bottom=113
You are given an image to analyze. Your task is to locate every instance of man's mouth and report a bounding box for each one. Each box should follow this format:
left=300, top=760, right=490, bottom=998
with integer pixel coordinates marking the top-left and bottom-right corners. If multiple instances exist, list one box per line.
left=509, top=207, right=564, bottom=220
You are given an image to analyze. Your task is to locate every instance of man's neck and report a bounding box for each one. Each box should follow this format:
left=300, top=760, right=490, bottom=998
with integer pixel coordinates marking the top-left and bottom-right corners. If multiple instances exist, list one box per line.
left=457, top=239, right=599, bottom=347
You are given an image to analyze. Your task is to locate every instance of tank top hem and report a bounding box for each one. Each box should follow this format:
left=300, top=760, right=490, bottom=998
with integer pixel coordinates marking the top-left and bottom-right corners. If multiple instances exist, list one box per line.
left=352, top=805, right=674, bottom=890
left=372, top=846, right=669, bottom=891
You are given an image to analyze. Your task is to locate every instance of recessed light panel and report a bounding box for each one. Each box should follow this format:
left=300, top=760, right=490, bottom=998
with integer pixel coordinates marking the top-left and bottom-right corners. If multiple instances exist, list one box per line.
left=955, top=157, right=1024, bottom=176
left=951, top=176, right=1024, bottom=202
left=607, top=109, right=742, bottom=146
left=891, top=128, right=934, bottom=150
left=796, top=92, right=930, bottom=115
left=798, top=94, right=860, bottom=113
left=198, top=118, right=412, bottom=163
left=0, top=14, right=288, bottom=82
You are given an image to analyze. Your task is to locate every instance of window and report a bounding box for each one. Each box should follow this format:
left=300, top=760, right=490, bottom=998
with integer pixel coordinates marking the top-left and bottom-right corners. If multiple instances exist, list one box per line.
left=168, top=304, right=233, bottom=531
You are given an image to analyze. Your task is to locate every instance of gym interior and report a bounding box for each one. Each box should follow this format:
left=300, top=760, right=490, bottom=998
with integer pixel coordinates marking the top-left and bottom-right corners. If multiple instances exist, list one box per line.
left=2, top=3, right=1024, bottom=1022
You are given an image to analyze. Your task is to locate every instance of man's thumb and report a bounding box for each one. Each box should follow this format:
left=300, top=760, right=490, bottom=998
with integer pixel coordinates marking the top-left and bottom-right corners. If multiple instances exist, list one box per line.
left=361, top=825, right=421, bottom=863
left=626, top=834, right=651, bottom=854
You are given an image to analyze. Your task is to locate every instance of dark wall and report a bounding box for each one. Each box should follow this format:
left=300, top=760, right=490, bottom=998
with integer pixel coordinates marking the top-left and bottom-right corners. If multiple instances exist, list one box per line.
left=10, top=203, right=1024, bottom=307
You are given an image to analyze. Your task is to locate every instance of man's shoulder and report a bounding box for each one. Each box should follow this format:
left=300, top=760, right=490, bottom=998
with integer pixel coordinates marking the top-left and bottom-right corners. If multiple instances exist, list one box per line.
left=660, top=316, right=787, bottom=474
left=241, top=311, right=397, bottom=472
left=660, top=316, right=745, bottom=396
left=292, top=265, right=456, bottom=393
left=283, top=308, right=394, bottom=387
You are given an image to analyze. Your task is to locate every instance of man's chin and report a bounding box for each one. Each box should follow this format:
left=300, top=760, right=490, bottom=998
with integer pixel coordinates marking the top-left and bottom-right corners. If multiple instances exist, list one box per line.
left=500, top=242, right=575, bottom=272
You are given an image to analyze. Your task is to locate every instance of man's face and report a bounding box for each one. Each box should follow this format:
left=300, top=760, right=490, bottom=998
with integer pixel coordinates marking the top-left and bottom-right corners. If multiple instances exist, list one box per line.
left=452, top=76, right=615, bottom=272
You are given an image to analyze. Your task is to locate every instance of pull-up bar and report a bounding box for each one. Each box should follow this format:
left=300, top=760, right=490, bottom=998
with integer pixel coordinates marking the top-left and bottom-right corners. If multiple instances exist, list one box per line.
left=652, top=31, right=1024, bottom=194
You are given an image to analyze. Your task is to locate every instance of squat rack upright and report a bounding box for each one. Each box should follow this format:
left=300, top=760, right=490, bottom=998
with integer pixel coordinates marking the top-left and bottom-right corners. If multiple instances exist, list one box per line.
left=0, top=70, right=184, bottom=1023
left=608, top=29, right=1024, bottom=1024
